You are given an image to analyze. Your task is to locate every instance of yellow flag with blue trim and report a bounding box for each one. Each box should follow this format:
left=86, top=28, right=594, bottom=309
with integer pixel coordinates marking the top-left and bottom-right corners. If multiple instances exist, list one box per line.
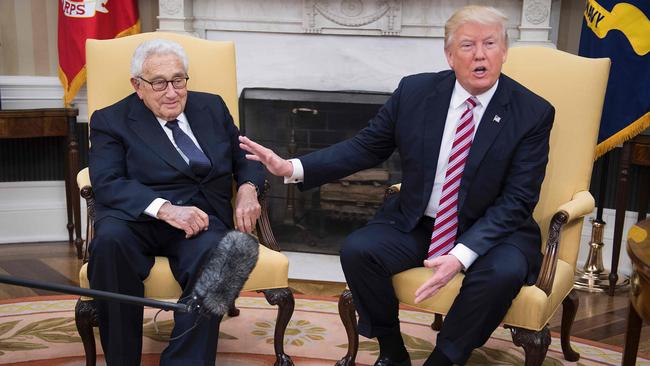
left=579, top=0, right=650, bottom=158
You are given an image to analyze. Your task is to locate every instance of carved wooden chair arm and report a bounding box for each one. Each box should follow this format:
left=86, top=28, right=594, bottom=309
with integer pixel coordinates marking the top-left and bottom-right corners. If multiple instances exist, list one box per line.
left=381, top=181, right=594, bottom=297
left=256, top=180, right=281, bottom=252
left=534, top=191, right=595, bottom=295
left=78, top=175, right=280, bottom=262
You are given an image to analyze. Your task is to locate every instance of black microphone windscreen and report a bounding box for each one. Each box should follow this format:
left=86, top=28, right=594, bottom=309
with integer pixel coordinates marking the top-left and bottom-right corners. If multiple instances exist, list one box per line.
left=188, top=230, right=259, bottom=316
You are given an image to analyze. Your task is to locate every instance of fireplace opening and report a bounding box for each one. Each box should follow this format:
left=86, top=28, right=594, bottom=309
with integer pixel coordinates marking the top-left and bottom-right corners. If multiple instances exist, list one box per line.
left=240, top=88, right=400, bottom=255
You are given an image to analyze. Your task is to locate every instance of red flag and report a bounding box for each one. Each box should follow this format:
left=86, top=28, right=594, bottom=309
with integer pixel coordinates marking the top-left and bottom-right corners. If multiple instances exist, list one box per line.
left=58, top=0, right=140, bottom=106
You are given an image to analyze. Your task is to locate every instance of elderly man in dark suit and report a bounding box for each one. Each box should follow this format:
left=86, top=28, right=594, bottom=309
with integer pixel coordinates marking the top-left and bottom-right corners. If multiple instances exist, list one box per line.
left=87, top=38, right=264, bottom=365
left=240, top=5, right=554, bottom=366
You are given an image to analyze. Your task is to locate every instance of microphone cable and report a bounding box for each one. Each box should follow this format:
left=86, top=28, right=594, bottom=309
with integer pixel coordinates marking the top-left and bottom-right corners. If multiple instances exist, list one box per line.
left=152, top=295, right=205, bottom=341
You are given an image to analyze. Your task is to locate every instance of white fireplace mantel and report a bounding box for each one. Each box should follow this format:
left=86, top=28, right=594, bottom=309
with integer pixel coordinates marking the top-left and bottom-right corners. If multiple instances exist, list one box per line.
left=157, top=0, right=560, bottom=94
left=159, top=0, right=558, bottom=45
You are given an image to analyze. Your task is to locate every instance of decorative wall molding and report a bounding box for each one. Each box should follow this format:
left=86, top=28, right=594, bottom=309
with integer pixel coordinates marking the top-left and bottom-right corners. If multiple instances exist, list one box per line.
left=0, top=181, right=87, bottom=244
left=166, top=1, right=558, bottom=94
left=0, top=75, right=89, bottom=123
left=525, top=0, right=550, bottom=25
left=304, top=0, right=402, bottom=36
left=517, top=0, right=554, bottom=46
left=158, top=0, right=195, bottom=35
left=160, top=0, right=183, bottom=16
left=178, top=0, right=559, bottom=43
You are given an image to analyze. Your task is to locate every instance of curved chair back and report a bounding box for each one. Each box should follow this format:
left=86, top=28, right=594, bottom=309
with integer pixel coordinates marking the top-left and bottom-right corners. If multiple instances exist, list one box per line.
left=86, top=32, right=239, bottom=126
left=339, top=47, right=611, bottom=365
left=502, top=47, right=610, bottom=268
left=77, top=32, right=296, bottom=364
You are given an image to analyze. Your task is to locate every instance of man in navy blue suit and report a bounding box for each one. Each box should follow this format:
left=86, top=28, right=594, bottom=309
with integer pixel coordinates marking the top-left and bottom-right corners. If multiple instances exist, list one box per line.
left=240, top=5, right=554, bottom=366
left=88, top=39, right=264, bottom=365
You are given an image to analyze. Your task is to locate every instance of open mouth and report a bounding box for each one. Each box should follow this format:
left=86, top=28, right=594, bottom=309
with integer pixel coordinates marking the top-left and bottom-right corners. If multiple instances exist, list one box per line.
left=473, top=66, right=487, bottom=77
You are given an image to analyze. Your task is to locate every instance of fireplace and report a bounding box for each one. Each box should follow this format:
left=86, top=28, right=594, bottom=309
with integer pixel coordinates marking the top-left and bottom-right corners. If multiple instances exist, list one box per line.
left=240, top=88, right=400, bottom=254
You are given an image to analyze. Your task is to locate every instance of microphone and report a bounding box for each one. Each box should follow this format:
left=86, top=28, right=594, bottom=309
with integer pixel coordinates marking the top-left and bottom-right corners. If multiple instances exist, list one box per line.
left=186, top=230, right=259, bottom=316
left=0, top=231, right=260, bottom=317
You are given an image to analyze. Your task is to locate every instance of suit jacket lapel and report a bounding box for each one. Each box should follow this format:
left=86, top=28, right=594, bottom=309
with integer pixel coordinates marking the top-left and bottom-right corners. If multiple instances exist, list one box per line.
left=184, top=93, right=220, bottom=180
left=422, top=74, right=456, bottom=208
left=457, top=76, right=510, bottom=211
left=126, top=95, right=198, bottom=180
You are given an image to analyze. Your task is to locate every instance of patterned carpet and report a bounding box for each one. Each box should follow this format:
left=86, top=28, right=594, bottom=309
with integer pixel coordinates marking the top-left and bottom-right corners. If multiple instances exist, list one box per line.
left=0, top=293, right=648, bottom=365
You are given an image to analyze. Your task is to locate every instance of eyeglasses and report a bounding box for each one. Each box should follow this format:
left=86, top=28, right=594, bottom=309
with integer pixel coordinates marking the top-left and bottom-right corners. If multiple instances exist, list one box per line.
left=138, top=76, right=189, bottom=92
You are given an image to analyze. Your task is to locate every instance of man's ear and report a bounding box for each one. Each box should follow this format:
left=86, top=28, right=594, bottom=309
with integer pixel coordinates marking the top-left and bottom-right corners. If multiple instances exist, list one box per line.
left=445, top=48, right=454, bottom=70
left=130, top=78, right=143, bottom=99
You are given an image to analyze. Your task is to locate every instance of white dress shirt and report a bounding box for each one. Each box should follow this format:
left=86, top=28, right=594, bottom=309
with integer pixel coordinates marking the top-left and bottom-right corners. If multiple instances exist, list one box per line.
left=143, top=112, right=204, bottom=218
left=284, top=80, right=499, bottom=270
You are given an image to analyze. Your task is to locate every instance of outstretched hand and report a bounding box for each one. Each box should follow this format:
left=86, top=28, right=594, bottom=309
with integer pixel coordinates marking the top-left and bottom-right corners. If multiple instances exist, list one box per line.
left=239, top=136, right=294, bottom=177
left=414, top=255, right=463, bottom=304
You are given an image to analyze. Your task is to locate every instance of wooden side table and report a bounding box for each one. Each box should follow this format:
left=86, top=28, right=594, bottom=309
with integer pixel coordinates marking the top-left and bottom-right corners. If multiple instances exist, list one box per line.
left=0, top=108, right=83, bottom=258
left=623, top=219, right=650, bottom=365
left=610, top=135, right=650, bottom=295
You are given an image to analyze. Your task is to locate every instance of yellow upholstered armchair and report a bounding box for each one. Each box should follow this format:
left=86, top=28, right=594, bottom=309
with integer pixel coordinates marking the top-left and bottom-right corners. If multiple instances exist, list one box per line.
left=337, top=47, right=610, bottom=366
left=74, top=32, right=295, bottom=366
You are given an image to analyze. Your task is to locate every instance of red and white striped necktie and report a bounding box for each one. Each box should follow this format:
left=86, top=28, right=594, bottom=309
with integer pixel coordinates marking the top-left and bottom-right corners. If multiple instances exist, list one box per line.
left=428, top=96, right=479, bottom=259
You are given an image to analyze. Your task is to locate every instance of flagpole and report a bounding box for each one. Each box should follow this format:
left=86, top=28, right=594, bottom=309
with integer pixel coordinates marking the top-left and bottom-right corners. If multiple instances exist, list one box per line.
left=596, top=154, right=609, bottom=221
left=574, top=153, right=611, bottom=291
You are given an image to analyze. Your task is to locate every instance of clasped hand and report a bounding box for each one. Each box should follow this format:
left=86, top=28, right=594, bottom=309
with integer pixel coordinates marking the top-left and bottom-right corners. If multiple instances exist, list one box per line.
left=157, top=184, right=261, bottom=237
left=158, top=202, right=209, bottom=239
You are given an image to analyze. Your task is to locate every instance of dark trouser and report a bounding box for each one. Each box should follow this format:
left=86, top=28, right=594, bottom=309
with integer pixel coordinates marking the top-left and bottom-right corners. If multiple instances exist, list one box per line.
left=340, top=220, right=529, bottom=365
left=88, top=215, right=228, bottom=366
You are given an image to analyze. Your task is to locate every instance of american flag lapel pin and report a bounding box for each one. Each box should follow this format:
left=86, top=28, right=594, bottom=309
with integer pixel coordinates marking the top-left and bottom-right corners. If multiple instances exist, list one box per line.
left=493, top=115, right=501, bottom=123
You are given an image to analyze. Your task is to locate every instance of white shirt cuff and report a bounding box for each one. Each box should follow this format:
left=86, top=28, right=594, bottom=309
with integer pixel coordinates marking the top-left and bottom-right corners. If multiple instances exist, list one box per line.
left=449, top=244, right=479, bottom=270
left=144, top=198, right=169, bottom=218
left=283, top=158, right=304, bottom=184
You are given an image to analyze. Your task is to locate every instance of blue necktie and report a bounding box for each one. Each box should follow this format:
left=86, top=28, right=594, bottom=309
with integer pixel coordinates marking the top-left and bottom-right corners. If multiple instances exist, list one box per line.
left=165, top=120, right=212, bottom=177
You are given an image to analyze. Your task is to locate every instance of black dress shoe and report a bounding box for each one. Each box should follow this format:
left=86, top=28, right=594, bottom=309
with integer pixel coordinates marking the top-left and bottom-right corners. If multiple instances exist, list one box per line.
left=374, top=355, right=411, bottom=366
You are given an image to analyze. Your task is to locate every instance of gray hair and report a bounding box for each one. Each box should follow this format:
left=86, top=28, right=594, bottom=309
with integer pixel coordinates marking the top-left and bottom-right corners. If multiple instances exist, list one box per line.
left=444, top=5, right=508, bottom=49
left=130, top=38, right=189, bottom=77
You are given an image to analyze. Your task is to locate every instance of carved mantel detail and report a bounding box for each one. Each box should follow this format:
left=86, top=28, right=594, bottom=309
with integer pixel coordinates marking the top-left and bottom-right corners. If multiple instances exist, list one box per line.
left=304, top=0, right=402, bottom=36
left=517, top=0, right=554, bottom=46
left=158, top=0, right=196, bottom=35
left=525, top=0, right=550, bottom=25
left=159, top=0, right=557, bottom=46
left=159, top=0, right=183, bottom=16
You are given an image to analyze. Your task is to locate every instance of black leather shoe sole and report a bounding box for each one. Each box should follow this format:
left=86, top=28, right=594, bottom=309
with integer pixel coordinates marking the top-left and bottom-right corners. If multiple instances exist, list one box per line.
left=374, top=355, right=412, bottom=366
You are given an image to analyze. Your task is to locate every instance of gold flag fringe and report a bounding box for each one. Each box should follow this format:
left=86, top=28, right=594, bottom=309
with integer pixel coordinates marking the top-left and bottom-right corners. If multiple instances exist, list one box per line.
left=58, top=20, right=141, bottom=107
left=595, top=111, right=650, bottom=159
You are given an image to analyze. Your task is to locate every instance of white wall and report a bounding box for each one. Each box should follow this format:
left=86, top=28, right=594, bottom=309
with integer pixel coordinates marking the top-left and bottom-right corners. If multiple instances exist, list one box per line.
left=0, top=75, right=88, bottom=244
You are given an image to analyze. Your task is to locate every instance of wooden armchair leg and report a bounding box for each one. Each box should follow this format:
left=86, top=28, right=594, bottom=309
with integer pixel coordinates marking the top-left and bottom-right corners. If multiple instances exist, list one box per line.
left=508, top=325, right=551, bottom=366
left=560, top=290, right=580, bottom=361
left=262, top=288, right=295, bottom=366
left=75, top=299, right=98, bottom=366
left=336, top=289, right=358, bottom=366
